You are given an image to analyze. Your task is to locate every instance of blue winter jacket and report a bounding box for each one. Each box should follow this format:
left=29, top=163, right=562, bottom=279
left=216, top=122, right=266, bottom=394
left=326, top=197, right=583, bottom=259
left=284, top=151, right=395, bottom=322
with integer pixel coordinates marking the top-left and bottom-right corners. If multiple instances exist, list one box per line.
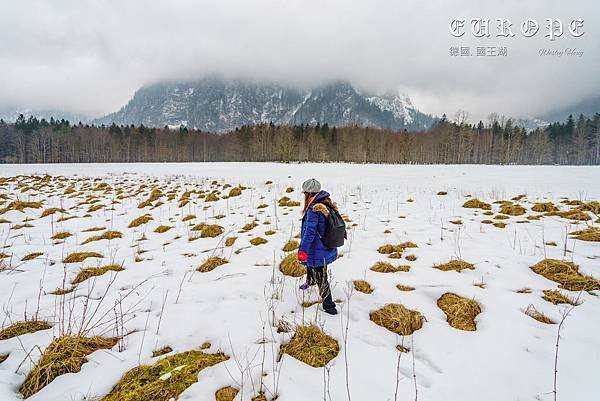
left=299, top=190, right=338, bottom=267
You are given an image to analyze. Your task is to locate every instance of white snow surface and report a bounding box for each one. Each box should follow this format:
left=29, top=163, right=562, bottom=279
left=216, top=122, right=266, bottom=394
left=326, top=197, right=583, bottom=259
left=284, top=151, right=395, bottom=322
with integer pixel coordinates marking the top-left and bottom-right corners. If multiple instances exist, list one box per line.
left=0, top=163, right=599, bottom=401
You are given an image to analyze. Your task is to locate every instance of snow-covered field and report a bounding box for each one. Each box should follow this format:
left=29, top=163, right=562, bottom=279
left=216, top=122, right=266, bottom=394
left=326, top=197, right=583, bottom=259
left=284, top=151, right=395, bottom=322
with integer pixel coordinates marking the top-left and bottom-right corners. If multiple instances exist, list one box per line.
left=0, top=163, right=599, bottom=401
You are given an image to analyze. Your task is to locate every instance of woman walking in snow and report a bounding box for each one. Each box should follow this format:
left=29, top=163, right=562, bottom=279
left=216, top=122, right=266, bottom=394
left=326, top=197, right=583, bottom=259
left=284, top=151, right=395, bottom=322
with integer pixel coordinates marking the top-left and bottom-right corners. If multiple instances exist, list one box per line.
left=297, top=178, right=343, bottom=315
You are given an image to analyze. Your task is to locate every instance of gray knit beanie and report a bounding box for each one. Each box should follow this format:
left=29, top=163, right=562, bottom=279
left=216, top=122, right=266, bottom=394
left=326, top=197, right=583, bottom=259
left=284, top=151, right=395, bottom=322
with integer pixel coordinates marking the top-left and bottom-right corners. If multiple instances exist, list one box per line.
left=302, top=178, right=321, bottom=193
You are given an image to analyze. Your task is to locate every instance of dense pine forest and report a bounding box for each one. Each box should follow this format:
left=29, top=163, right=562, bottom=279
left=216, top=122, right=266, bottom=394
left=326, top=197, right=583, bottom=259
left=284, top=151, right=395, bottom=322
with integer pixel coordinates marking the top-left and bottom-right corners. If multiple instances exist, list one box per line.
left=1, top=113, right=599, bottom=165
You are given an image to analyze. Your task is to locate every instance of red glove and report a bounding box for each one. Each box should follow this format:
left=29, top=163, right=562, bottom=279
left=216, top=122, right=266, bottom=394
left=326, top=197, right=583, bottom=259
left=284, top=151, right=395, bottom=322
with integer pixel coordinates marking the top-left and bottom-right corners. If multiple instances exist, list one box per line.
left=297, top=250, right=308, bottom=263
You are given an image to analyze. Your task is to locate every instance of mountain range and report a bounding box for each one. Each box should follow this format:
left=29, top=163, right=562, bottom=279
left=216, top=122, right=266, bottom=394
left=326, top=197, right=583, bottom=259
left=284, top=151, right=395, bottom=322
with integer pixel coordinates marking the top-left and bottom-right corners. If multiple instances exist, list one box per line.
left=94, top=78, right=435, bottom=132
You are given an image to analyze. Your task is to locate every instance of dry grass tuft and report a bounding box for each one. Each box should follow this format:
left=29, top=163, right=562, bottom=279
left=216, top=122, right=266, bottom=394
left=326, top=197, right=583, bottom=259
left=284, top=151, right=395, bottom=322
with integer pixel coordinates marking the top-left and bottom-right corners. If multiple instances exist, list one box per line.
left=463, top=198, right=491, bottom=210
left=396, top=284, right=415, bottom=291
left=20, top=335, right=118, bottom=398
left=72, top=264, right=124, bottom=285
left=128, top=214, right=153, bottom=228
left=0, top=320, right=51, bottom=340
left=279, top=253, right=306, bottom=277
left=281, top=325, right=339, bottom=368
left=516, top=287, right=532, bottom=294
left=450, top=219, right=463, bottom=225
left=405, top=254, right=417, bottom=261
left=101, top=350, right=228, bottom=401
left=278, top=196, right=300, bottom=207
left=542, top=290, right=580, bottom=306
left=552, top=209, right=591, bottom=221
left=0, top=201, right=43, bottom=214
left=82, top=230, right=122, bottom=244
left=523, top=305, right=556, bottom=324
left=0, top=354, right=7, bottom=364
left=215, top=386, right=239, bottom=401
left=370, top=261, right=410, bottom=273
left=250, top=237, right=268, bottom=246
left=198, top=256, right=228, bottom=272
left=377, top=241, right=417, bottom=255
left=252, top=392, right=267, bottom=401
left=82, top=226, right=106, bottom=232
left=530, top=258, right=600, bottom=291
left=22, top=252, right=43, bottom=261
left=434, top=260, right=475, bottom=272
left=500, top=203, right=526, bottom=216
left=493, top=222, right=507, bottom=228
left=570, top=227, right=600, bottom=242
left=200, top=224, right=224, bottom=238
left=49, top=287, right=75, bottom=296
left=182, top=214, right=196, bottom=222
left=224, top=236, right=237, bottom=247
left=205, top=192, right=220, bottom=202
left=41, top=207, right=66, bottom=218
left=437, top=293, right=481, bottom=331
left=228, top=187, right=242, bottom=197
left=532, top=202, right=558, bottom=213
left=353, top=280, right=374, bottom=294
left=63, top=251, right=103, bottom=263
left=154, top=225, right=172, bottom=233
left=152, top=346, right=173, bottom=358
left=282, top=239, right=299, bottom=252
left=370, top=304, right=424, bottom=335
left=51, top=231, right=72, bottom=240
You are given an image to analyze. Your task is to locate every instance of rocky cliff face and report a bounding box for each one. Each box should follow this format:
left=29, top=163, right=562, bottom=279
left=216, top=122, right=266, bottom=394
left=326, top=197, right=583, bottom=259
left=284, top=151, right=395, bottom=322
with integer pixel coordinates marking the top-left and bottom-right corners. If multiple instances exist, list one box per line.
left=96, top=78, right=434, bottom=132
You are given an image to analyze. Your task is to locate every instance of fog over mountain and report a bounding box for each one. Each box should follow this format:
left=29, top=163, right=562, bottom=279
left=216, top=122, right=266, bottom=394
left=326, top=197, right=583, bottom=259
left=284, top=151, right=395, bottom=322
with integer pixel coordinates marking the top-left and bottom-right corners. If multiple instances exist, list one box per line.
left=94, top=78, right=434, bottom=132
left=0, top=1, right=598, bottom=123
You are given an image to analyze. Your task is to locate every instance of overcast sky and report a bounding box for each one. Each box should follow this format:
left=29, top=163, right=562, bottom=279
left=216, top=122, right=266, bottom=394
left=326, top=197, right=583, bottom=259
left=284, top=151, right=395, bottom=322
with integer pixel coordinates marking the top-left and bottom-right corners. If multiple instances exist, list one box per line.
left=0, top=0, right=598, bottom=121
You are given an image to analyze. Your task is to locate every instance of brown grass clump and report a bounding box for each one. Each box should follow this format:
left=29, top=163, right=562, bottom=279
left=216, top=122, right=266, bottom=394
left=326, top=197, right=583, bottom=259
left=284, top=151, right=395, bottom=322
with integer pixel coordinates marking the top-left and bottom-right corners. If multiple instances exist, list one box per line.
left=532, top=202, right=558, bottom=213
left=493, top=222, right=507, bottom=228
left=215, top=386, right=239, bottom=401
left=462, top=198, right=491, bottom=210
left=197, top=224, right=224, bottom=238
left=225, top=236, right=237, bottom=247
left=252, top=392, right=267, bottom=401
left=279, top=253, right=306, bottom=277
left=228, top=187, right=242, bottom=197
left=278, top=196, right=300, bottom=207
left=129, top=214, right=153, bottom=228
left=377, top=241, right=417, bottom=255
left=542, top=290, right=580, bottom=306
left=450, top=219, right=463, bottom=225
left=205, top=192, right=220, bottom=202
left=198, top=256, right=228, bottom=272
left=437, top=191, right=447, bottom=195
left=49, top=287, right=75, bottom=296
left=82, top=226, right=106, bottom=232
left=0, top=201, right=43, bottom=214
left=19, top=335, right=118, bottom=398
left=523, top=305, right=556, bottom=324
left=40, top=207, right=66, bottom=218
left=240, top=221, right=258, bottom=232
left=494, top=214, right=510, bottom=220
left=63, top=251, right=103, bottom=263
left=22, top=252, right=43, bottom=261
left=570, top=227, right=600, bottom=242
left=282, top=239, right=299, bottom=252
left=396, top=284, right=415, bottom=291
left=82, top=230, right=123, bottom=244
left=434, top=260, right=475, bottom=272
left=250, top=237, right=268, bottom=246
left=182, top=214, right=196, bottom=222
left=388, top=251, right=402, bottom=259
left=481, top=219, right=493, bottom=224
left=154, top=225, right=172, bottom=233
left=552, top=209, right=591, bottom=221
left=516, top=288, right=532, bottom=294
left=281, top=325, right=339, bottom=368
left=0, top=320, right=52, bottom=340
left=370, top=261, right=410, bottom=273
left=100, top=350, right=228, bottom=401
left=72, top=264, right=124, bottom=285
left=437, top=293, right=481, bottom=331
left=51, top=231, right=72, bottom=240
left=152, top=346, right=173, bottom=358
left=530, top=258, right=600, bottom=291
left=353, top=280, right=374, bottom=294
left=500, top=203, right=526, bottom=216
left=370, top=304, right=424, bottom=335
left=405, top=254, right=417, bottom=261
left=0, top=354, right=7, bottom=364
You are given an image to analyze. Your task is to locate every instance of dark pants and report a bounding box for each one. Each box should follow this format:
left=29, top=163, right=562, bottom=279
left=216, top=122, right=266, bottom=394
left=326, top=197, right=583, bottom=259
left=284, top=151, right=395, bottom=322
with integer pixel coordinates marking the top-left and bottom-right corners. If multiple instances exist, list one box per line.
left=306, top=266, right=336, bottom=311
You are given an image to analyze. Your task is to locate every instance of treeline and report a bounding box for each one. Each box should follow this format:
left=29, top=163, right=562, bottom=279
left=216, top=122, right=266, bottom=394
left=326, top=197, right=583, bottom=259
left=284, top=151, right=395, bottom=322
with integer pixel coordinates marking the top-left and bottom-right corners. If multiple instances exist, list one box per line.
left=1, top=113, right=599, bottom=165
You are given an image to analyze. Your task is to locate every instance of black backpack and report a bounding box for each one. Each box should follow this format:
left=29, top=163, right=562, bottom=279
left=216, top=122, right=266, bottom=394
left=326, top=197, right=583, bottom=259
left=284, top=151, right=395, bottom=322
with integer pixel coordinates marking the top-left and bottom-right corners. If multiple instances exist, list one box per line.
left=319, top=203, right=346, bottom=248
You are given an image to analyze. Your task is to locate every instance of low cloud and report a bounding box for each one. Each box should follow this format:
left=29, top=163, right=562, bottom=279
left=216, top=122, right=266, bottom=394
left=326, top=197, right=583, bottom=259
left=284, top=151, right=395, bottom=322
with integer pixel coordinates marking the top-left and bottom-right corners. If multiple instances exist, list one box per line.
left=0, top=0, right=598, bottom=121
